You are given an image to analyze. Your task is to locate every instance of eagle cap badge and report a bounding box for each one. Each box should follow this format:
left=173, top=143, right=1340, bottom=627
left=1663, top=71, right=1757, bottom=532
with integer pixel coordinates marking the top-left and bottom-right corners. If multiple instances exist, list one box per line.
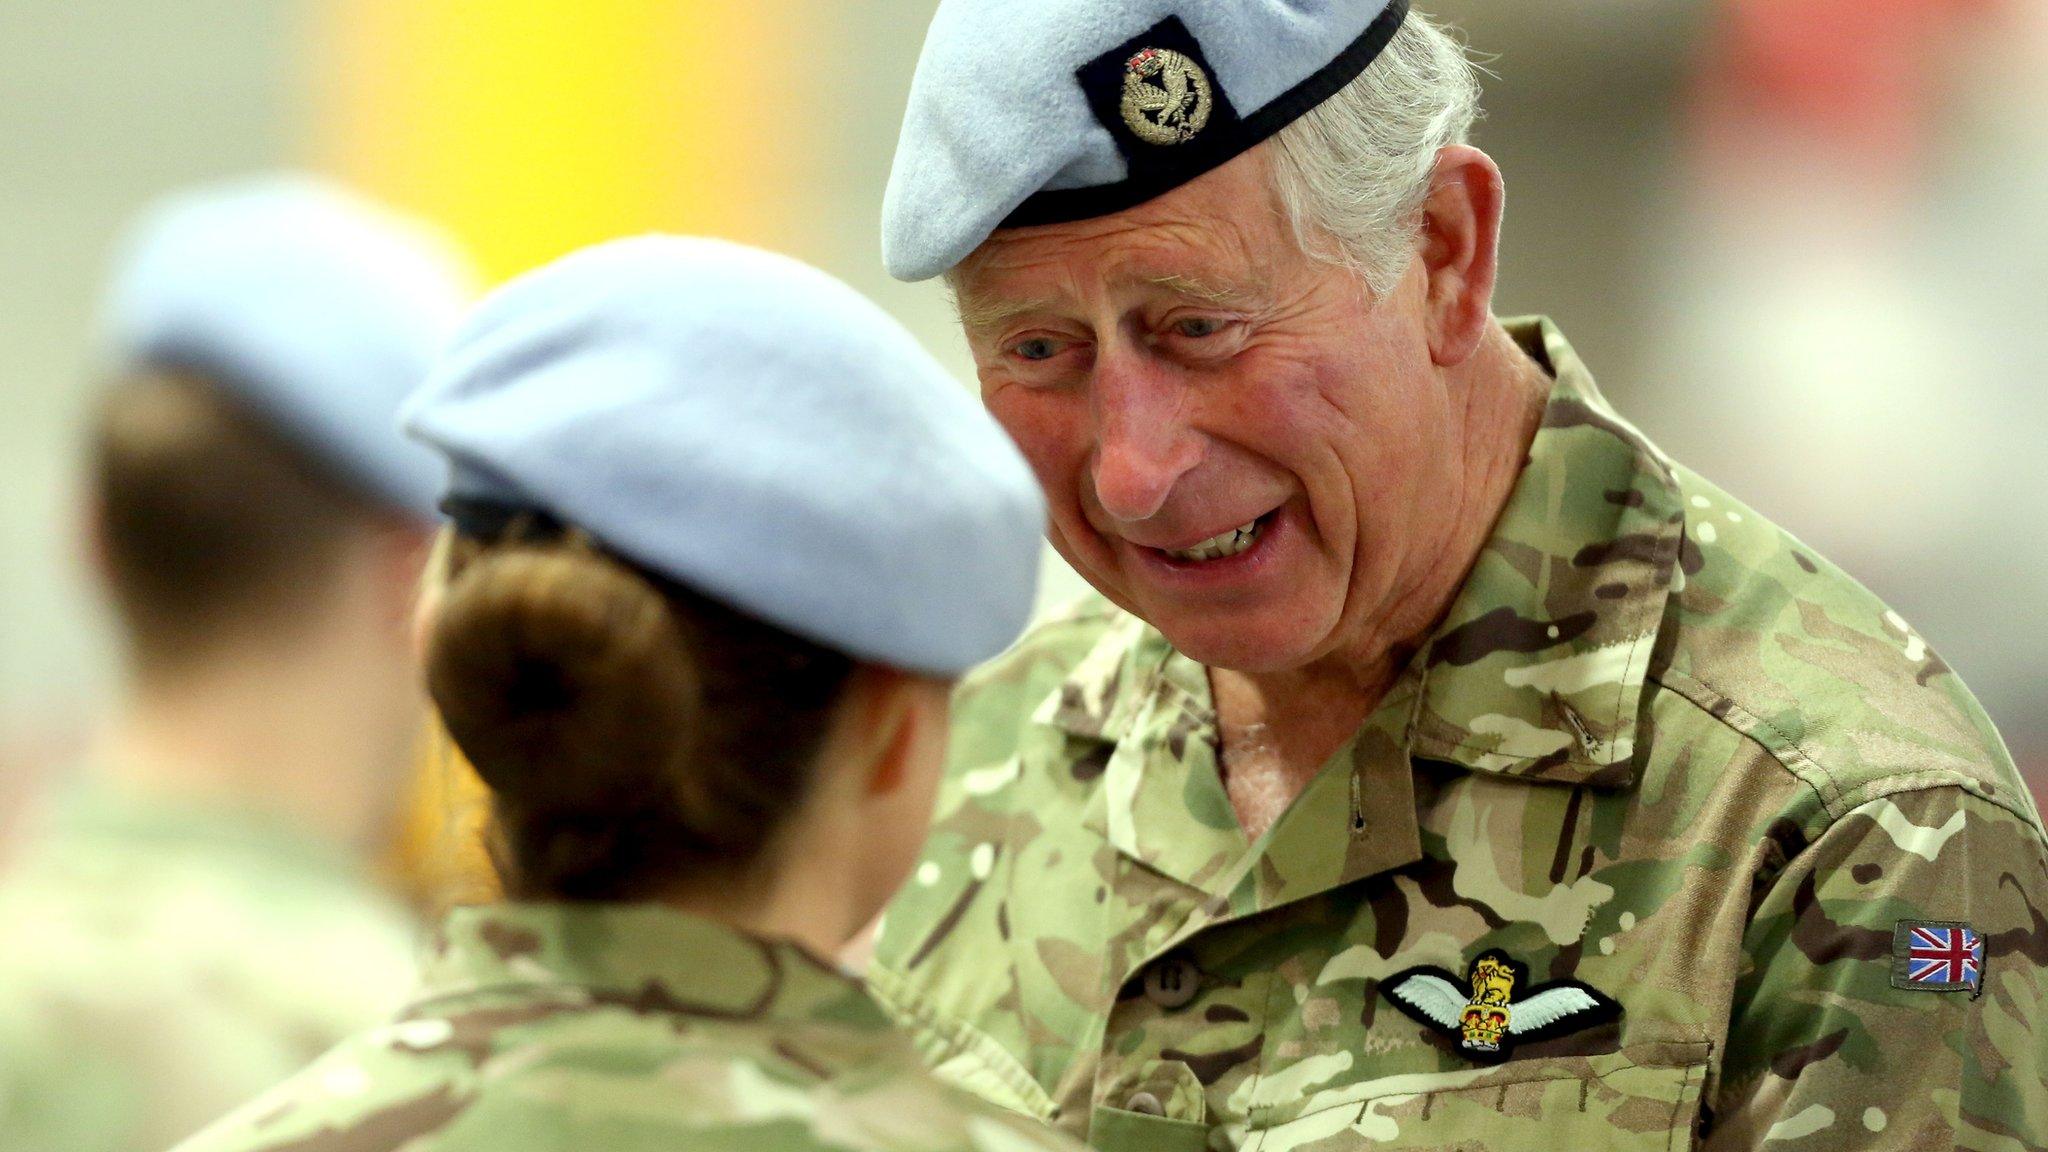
left=1120, top=46, right=1212, bottom=145
left=1383, top=949, right=1621, bottom=1064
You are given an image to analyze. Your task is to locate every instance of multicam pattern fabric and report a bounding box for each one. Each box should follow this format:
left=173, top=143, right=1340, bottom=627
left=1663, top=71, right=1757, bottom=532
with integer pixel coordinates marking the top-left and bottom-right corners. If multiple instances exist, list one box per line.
left=171, top=903, right=1085, bottom=1152
left=870, top=318, right=2048, bottom=1150
left=0, top=785, right=419, bottom=1152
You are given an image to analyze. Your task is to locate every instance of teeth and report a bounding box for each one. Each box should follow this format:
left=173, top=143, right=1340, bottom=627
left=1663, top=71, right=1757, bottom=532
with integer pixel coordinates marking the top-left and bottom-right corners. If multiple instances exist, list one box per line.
left=1166, top=518, right=1262, bottom=562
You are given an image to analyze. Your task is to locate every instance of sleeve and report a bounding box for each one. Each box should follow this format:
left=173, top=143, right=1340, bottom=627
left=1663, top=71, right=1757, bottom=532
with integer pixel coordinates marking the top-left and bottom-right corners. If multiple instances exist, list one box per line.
left=1704, top=786, right=2048, bottom=1150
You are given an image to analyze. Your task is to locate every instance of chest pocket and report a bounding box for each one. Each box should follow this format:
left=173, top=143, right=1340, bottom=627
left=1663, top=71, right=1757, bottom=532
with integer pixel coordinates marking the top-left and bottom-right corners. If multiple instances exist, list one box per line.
left=1240, top=1043, right=1710, bottom=1152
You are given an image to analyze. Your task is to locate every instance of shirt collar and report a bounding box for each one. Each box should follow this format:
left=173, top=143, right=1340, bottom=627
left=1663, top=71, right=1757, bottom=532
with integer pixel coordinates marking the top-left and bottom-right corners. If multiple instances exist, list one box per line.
left=1035, top=316, right=1681, bottom=793
left=414, top=903, right=893, bottom=1030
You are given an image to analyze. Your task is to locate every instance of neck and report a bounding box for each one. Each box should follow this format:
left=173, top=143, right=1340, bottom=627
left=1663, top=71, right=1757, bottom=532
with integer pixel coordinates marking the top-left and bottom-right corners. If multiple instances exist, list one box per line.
left=1213, top=321, right=1551, bottom=785
left=667, top=858, right=858, bottom=964
left=95, top=640, right=413, bottom=855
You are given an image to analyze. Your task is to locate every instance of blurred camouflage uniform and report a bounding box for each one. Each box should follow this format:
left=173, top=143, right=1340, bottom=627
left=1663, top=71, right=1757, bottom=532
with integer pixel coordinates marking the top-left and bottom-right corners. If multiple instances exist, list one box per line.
left=872, top=318, right=2048, bottom=1150
left=170, top=903, right=1085, bottom=1152
left=0, top=785, right=418, bottom=1152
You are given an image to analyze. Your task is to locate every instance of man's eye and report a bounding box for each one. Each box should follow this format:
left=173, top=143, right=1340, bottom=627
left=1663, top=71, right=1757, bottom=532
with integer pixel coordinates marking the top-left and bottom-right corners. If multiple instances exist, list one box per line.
left=1013, top=337, right=1061, bottom=361
left=1174, top=316, right=1227, bottom=339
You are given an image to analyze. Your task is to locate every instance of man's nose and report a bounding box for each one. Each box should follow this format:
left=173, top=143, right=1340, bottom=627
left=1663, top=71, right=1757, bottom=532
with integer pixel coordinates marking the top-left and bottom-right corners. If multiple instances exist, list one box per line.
left=1090, top=353, right=1201, bottom=524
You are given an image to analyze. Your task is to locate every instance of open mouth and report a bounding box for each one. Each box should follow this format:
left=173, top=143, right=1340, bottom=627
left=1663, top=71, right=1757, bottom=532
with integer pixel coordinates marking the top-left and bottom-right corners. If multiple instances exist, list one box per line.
left=1157, top=510, right=1275, bottom=563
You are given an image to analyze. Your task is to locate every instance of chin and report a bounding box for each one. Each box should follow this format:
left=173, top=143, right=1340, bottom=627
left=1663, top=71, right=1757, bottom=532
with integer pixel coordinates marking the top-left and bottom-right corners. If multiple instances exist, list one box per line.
left=1169, top=635, right=1314, bottom=674
left=1151, top=609, right=1328, bottom=674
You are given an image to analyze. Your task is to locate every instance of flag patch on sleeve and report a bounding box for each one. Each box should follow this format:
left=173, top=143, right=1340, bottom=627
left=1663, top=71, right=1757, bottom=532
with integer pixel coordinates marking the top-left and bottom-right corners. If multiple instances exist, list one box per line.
left=1891, top=920, right=1984, bottom=995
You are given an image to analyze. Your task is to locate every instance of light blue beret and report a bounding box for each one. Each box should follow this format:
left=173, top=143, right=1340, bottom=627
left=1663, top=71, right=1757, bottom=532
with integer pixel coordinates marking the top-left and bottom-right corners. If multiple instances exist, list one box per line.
left=102, top=173, right=476, bottom=518
left=883, top=0, right=1409, bottom=280
left=402, top=236, right=1047, bottom=677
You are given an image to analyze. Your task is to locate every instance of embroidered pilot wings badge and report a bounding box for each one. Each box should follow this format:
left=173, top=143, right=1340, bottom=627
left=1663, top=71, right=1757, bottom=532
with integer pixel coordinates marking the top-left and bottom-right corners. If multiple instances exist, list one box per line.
left=1382, top=949, right=1621, bottom=1064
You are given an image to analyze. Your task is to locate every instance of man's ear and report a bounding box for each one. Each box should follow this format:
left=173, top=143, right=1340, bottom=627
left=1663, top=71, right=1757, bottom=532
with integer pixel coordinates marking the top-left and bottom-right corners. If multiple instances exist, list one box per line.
left=1418, top=144, right=1505, bottom=368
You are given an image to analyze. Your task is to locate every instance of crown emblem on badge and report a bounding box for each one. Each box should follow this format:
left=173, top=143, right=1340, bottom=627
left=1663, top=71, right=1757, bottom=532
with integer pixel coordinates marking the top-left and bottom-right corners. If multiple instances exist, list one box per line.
left=1120, top=46, right=1212, bottom=146
left=1382, top=950, right=1621, bottom=1064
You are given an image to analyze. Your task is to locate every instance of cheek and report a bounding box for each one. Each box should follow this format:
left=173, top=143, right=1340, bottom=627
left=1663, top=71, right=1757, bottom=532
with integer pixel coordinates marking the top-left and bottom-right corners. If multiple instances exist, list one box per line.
left=1216, top=346, right=1371, bottom=494
left=1230, top=346, right=1447, bottom=551
left=1324, top=399, right=1439, bottom=562
left=986, top=388, right=1091, bottom=504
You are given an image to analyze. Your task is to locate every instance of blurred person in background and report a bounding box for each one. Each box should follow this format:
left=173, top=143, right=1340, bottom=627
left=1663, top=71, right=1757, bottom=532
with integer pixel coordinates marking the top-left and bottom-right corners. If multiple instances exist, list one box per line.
left=172, top=236, right=1081, bottom=1152
left=869, top=0, right=2048, bottom=1148
left=0, top=174, right=472, bottom=1152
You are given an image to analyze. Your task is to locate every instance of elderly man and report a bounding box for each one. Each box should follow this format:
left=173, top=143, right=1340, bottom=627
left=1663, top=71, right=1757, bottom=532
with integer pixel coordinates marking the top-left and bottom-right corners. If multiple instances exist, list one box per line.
left=868, top=2, right=2048, bottom=1149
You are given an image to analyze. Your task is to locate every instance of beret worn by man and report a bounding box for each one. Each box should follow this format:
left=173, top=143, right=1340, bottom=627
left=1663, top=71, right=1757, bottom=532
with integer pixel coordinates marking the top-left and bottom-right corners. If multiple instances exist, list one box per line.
left=872, top=3, right=2048, bottom=1150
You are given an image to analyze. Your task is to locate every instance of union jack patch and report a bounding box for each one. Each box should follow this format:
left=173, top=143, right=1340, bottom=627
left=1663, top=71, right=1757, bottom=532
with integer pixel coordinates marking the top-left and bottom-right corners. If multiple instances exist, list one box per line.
left=1891, top=920, right=1984, bottom=996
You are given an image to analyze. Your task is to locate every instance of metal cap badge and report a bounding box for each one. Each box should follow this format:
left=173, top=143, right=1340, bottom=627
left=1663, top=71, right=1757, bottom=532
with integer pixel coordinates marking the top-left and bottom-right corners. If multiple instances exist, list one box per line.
left=1121, top=46, right=1212, bottom=145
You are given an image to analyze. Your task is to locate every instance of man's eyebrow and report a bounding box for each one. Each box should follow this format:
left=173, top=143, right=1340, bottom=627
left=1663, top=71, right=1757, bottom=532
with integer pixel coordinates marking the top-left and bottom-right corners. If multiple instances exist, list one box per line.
left=950, top=273, right=1269, bottom=332
left=951, top=291, right=1060, bottom=333
left=1141, top=273, right=1268, bottom=306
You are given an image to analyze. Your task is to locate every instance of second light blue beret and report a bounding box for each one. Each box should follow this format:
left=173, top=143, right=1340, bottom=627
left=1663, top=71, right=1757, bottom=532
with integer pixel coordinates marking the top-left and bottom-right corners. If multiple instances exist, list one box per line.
left=402, top=236, right=1048, bottom=677
left=101, top=173, right=476, bottom=519
left=883, top=0, right=1409, bottom=281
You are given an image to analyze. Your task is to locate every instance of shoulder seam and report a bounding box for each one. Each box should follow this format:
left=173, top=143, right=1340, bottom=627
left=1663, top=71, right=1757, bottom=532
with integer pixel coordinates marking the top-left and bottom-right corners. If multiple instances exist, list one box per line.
left=866, top=962, right=1057, bottom=1119
left=1651, top=669, right=2046, bottom=836
left=1652, top=667, right=1838, bottom=814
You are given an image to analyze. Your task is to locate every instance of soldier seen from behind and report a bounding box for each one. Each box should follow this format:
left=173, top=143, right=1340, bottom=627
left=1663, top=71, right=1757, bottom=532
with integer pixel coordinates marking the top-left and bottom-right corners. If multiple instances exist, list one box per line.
left=170, top=236, right=1087, bottom=1152
left=0, top=175, right=474, bottom=1152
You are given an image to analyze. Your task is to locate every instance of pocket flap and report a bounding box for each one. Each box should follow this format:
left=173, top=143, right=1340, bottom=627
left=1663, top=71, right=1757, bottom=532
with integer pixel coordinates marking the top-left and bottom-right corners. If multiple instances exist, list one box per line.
left=1090, top=1105, right=1214, bottom=1152
left=1246, top=1043, right=1712, bottom=1151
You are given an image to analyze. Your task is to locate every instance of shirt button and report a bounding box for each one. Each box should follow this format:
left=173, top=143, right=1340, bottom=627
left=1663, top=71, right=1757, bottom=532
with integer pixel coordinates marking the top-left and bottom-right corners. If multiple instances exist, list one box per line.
left=1141, top=953, right=1200, bottom=1010
left=1123, top=1091, right=1166, bottom=1117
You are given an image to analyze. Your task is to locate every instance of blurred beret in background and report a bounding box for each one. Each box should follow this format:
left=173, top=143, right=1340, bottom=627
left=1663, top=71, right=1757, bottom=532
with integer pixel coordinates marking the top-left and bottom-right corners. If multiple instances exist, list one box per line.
left=101, top=172, right=477, bottom=518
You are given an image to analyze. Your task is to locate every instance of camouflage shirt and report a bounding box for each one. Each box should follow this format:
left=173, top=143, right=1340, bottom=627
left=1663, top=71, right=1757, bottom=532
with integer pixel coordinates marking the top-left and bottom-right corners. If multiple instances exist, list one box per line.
left=871, top=318, right=2048, bottom=1151
left=171, top=903, right=1086, bottom=1152
left=0, top=784, right=419, bottom=1152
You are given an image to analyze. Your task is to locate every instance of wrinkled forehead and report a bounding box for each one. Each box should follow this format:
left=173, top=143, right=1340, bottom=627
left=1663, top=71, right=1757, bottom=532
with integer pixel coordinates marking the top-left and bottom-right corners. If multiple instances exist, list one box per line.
left=953, top=268, right=1274, bottom=334
left=950, top=157, right=1289, bottom=324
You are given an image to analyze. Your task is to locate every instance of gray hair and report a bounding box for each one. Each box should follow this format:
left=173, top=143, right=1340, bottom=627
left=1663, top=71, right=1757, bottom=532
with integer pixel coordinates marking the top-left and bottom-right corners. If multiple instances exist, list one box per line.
left=1267, top=10, right=1484, bottom=297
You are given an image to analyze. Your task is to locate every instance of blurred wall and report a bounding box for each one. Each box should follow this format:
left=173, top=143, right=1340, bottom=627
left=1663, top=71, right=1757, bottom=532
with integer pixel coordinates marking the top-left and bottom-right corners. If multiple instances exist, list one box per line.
left=1430, top=0, right=1711, bottom=389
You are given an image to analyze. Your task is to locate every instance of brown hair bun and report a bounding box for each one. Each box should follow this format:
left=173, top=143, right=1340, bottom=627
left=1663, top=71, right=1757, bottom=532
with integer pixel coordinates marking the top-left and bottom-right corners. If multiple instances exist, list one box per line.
left=425, top=531, right=854, bottom=901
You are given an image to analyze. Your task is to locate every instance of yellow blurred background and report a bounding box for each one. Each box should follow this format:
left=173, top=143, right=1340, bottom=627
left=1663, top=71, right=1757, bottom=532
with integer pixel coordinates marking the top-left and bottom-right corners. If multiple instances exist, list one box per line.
left=3, top=0, right=2044, bottom=898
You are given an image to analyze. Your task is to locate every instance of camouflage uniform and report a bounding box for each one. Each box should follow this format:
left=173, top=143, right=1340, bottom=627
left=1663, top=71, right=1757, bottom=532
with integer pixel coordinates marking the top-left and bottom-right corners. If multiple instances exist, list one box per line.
left=170, top=903, right=1086, bottom=1152
left=872, top=318, right=2048, bottom=1150
left=0, top=785, right=418, bottom=1152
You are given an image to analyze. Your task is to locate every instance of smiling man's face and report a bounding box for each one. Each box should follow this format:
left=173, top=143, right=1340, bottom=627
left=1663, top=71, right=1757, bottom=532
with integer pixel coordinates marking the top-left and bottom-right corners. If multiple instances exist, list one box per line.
left=954, top=147, right=1479, bottom=675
